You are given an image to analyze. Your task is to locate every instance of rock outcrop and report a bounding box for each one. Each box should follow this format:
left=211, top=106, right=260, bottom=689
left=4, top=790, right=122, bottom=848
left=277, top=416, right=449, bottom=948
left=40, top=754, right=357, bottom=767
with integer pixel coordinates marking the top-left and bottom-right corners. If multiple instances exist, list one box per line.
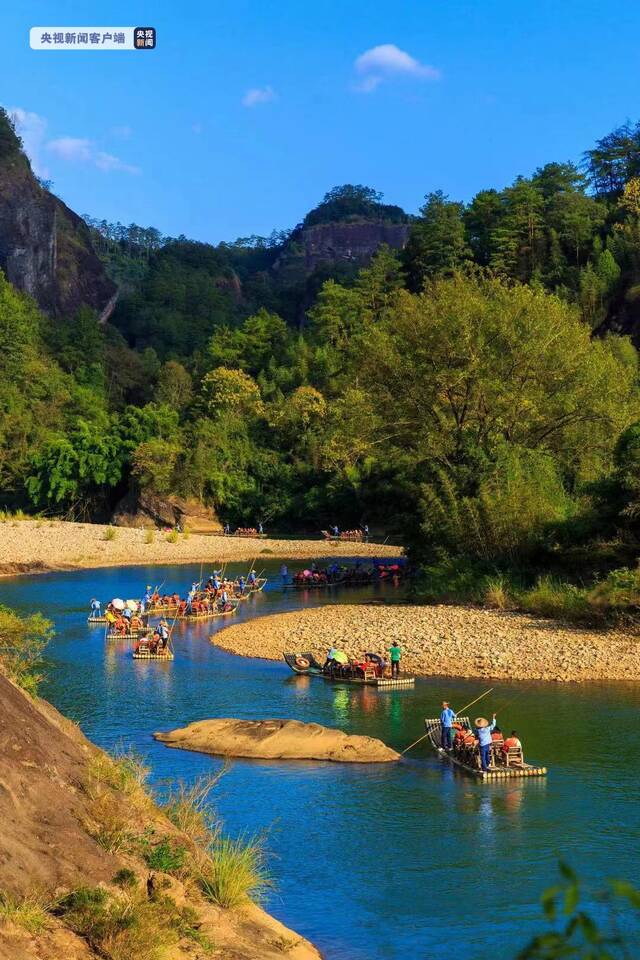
left=0, top=111, right=117, bottom=319
left=112, top=490, right=222, bottom=533
left=274, top=220, right=410, bottom=277
left=0, top=671, right=321, bottom=960
left=155, top=717, right=401, bottom=762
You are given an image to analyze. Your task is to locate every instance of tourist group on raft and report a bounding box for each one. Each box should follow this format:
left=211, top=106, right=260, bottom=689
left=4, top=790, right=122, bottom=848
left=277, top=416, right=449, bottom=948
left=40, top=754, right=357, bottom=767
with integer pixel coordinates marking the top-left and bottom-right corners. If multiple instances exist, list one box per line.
left=289, top=558, right=405, bottom=587
left=440, top=701, right=524, bottom=771
left=89, top=570, right=263, bottom=631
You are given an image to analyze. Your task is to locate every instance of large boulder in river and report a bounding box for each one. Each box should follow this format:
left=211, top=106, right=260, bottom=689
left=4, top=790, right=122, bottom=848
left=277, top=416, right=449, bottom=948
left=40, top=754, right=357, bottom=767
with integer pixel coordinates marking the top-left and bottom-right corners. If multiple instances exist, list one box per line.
left=154, top=718, right=400, bottom=763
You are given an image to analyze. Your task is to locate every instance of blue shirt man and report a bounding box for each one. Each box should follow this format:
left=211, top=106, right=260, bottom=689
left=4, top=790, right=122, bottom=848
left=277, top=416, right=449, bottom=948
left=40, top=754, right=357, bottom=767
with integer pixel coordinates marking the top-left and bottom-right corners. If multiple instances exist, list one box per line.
left=475, top=715, right=497, bottom=771
left=248, top=571, right=256, bottom=586
left=440, top=701, right=456, bottom=750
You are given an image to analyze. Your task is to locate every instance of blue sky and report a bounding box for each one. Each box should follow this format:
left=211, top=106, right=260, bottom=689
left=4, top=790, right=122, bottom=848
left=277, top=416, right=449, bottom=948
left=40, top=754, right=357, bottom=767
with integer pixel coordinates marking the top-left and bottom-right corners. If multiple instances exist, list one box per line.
left=3, top=1, right=640, bottom=243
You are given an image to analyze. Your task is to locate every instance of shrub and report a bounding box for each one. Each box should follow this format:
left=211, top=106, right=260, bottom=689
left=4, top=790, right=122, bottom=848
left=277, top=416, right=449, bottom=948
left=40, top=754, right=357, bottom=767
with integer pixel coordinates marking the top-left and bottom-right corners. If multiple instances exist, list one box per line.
left=112, top=869, right=138, bottom=889
left=519, top=577, right=591, bottom=623
left=196, top=833, right=273, bottom=908
left=182, top=526, right=191, bottom=540
left=55, top=885, right=179, bottom=960
left=104, top=526, right=117, bottom=541
left=0, top=890, right=50, bottom=933
left=587, top=566, right=640, bottom=619
left=143, top=528, right=155, bottom=544
left=165, top=530, right=179, bottom=543
left=141, top=837, right=187, bottom=873
left=0, top=605, right=53, bottom=695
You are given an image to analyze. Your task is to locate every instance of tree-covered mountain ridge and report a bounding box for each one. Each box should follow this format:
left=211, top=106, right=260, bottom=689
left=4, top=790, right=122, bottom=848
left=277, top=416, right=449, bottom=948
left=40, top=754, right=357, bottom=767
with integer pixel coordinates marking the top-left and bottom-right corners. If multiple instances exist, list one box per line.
left=6, top=106, right=640, bottom=621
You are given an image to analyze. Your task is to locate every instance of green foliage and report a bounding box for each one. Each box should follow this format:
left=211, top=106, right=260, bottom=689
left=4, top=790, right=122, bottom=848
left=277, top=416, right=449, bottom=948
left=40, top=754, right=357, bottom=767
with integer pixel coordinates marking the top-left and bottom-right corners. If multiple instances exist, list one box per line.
left=519, top=577, right=592, bottom=622
left=403, top=190, right=471, bottom=289
left=141, top=837, right=187, bottom=873
left=518, top=864, right=640, bottom=959
left=131, top=438, right=182, bottom=494
left=303, top=183, right=408, bottom=227
left=0, top=605, right=53, bottom=695
left=200, top=366, right=263, bottom=418
left=54, top=885, right=181, bottom=960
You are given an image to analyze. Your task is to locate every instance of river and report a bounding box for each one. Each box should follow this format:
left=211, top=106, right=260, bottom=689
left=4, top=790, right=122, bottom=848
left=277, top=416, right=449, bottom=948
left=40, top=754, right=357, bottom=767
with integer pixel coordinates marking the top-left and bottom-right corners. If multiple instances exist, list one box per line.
left=1, top=559, right=638, bottom=959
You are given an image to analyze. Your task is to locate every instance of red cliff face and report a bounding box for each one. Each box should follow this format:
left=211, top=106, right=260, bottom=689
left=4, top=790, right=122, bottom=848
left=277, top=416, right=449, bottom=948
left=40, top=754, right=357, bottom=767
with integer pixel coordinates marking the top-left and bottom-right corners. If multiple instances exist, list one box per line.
left=0, top=148, right=117, bottom=320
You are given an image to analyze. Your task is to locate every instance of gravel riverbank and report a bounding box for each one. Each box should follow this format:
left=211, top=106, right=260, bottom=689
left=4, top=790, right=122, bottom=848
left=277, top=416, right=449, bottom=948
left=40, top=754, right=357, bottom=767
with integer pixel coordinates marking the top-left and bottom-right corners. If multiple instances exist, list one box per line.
left=216, top=602, right=640, bottom=682
left=0, top=520, right=399, bottom=577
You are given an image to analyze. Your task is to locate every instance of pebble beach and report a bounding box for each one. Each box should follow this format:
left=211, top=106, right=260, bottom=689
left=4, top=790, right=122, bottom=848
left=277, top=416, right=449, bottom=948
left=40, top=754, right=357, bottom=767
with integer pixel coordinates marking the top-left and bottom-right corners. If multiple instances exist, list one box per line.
left=216, top=602, right=640, bottom=683
left=0, top=520, right=399, bottom=577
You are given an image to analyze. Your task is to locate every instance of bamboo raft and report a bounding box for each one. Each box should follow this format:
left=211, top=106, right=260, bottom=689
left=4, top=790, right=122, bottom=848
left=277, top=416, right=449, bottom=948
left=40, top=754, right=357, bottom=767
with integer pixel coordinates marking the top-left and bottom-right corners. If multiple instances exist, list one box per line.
left=175, top=603, right=238, bottom=621
left=105, top=629, right=142, bottom=641
left=133, top=649, right=174, bottom=660
left=284, top=652, right=415, bottom=688
left=88, top=615, right=107, bottom=623
left=423, top=717, right=548, bottom=780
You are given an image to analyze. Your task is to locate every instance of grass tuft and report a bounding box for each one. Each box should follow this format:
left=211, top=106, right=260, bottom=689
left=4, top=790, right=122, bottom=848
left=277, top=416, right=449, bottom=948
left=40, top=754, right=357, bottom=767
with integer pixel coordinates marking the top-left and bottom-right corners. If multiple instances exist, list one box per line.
left=164, top=770, right=226, bottom=845
left=143, top=528, right=155, bottom=544
left=103, top=526, right=117, bottom=542
left=196, top=833, right=274, bottom=908
left=165, top=530, right=179, bottom=543
left=483, top=575, right=513, bottom=610
left=0, top=890, right=50, bottom=933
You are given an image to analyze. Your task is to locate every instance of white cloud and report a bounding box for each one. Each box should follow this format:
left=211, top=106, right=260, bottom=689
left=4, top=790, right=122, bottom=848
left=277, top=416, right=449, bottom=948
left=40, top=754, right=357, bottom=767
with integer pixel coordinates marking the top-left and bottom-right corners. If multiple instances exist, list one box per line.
left=242, top=85, right=276, bottom=108
left=95, top=151, right=140, bottom=174
left=7, top=106, right=141, bottom=177
left=9, top=107, right=49, bottom=177
left=47, top=136, right=93, bottom=162
left=47, top=136, right=140, bottom=174
left=353, top=43, right=440, bottom=93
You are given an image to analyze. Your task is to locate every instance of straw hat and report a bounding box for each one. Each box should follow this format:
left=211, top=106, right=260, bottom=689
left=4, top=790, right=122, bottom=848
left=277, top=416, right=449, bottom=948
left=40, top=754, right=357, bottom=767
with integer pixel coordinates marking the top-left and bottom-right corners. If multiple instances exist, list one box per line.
left=475, top=717, right=489, bottom=728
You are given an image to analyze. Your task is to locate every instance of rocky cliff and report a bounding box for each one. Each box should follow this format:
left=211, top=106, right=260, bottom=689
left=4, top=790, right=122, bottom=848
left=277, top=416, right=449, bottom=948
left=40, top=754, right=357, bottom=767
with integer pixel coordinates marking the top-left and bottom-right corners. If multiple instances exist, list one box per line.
left=0, top=112, right=117, bottom=319
left=274, top=219, right=410, bottom=278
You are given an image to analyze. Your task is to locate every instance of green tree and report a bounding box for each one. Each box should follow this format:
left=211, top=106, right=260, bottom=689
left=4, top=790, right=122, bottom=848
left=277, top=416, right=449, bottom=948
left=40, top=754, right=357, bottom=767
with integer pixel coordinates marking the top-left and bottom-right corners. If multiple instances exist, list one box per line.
left=200, top=367, right=262, bottom=418
left=403, top=191, right=471, bottom=290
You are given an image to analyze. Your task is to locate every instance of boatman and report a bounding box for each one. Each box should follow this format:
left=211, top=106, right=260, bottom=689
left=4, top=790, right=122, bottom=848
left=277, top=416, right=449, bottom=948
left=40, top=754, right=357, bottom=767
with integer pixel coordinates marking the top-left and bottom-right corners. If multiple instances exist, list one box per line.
left=141, top=588, right=152, bottom=613
left=158, top=620, right=169, bottom=648
left=440, top=701, right=457, bottom=750
left=90, top=598, right=101, bottom=618
left=238, top=575, right=245, bottom=595
left=388, top=640, right=402, bottom=678
left=247, top=570, right=256, bottom=587
left=475, top=714, right=497, bottom=771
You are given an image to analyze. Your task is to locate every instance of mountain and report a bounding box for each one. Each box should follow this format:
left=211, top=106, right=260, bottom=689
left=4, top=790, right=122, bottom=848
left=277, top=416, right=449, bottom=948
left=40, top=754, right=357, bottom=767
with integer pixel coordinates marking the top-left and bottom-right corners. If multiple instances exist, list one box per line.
left=0, top=109, right=117, bottom=320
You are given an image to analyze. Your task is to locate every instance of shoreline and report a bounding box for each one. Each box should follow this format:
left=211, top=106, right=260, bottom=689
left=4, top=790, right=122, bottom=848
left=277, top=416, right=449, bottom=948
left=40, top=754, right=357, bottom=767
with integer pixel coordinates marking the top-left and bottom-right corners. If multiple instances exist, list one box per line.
left=0, top=519, right=400, bottom=579
left=215, top=602, right=640, bottom=683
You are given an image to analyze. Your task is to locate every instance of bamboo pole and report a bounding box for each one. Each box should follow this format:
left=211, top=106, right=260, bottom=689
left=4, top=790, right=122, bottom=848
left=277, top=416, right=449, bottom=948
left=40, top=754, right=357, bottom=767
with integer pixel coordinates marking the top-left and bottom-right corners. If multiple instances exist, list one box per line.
left=400, top=687, right=494, bottom=756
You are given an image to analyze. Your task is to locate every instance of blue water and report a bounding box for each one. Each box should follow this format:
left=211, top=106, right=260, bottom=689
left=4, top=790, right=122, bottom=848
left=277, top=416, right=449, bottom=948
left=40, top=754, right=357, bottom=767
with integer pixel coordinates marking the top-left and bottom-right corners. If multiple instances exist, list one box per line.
left=1, top=561, right=639, bottom=959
